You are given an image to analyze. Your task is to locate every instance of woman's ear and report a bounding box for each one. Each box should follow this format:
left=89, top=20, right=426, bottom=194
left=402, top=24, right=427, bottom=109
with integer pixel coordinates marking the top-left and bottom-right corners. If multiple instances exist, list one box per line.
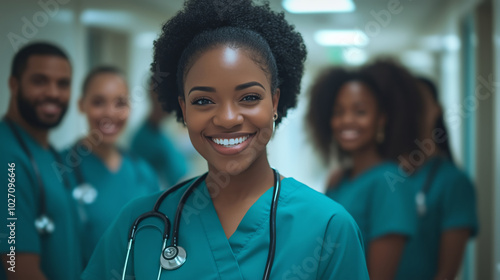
left=272, top=88, right=280, bottom=113
left=178, top=96, right=187, bottom=124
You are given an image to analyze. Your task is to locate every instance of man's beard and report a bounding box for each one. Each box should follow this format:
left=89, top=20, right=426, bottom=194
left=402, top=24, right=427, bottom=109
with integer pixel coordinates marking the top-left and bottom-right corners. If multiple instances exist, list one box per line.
left=17, top=86, right=68, bottom=129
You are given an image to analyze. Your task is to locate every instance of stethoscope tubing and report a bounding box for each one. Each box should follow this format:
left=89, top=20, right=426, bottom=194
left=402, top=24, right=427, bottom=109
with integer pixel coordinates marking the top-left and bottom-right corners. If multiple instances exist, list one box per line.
left=262, top=169, right=280, bottom=280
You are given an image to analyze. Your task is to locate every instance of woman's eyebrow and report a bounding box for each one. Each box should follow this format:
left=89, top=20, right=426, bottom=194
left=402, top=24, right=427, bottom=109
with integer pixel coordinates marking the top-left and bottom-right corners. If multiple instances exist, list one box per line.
left=235, top=81, right=265, bottom=91
left=188, top=86, right=216, bottom=95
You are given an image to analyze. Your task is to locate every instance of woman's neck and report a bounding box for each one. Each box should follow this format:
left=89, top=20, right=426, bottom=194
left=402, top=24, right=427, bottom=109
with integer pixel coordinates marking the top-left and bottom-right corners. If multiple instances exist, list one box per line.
left=206, top=151, right=275, bottom=205
left=82, top=137, right=122, bottom=171
left=350, top=144, right=383, bottom=179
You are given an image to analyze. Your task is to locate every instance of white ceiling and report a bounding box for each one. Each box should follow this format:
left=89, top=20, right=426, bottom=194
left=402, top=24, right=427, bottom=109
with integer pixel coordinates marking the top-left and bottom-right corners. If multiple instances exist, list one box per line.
left=84, top=0, right=462, bottom=69
left=125, top=0, right=455, bottom=64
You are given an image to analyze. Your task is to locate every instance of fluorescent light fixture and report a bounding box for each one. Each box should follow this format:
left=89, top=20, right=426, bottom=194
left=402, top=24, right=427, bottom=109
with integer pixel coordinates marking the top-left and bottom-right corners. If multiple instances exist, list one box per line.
left=343, top=48, right=368, bottom=65
left=283, top=0, right=355, bottom=13
left=81, top=10, right=134, bottom=26
left=315, top=30, right=369, bottom=46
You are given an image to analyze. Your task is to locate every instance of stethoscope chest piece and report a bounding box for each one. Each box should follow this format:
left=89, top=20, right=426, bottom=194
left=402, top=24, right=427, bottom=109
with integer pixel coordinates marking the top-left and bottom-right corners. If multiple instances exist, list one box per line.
left=73, top=183, right=97, bottom=204
left=35, top=214, right=55, bottom=235
left=160, top=246, right=187, bottom=270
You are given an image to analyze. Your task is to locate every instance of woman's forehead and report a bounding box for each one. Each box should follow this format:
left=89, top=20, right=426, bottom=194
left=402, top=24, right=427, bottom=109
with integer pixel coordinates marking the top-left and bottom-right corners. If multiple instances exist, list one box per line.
left=184, top=46, right=270, bottom=88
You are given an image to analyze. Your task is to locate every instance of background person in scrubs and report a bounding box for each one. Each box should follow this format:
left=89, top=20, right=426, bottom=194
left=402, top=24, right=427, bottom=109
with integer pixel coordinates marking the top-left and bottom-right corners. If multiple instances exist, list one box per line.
left=130, top=76, right=189, bottom=189
left=61, top=66, right=159, bottom=265
left=306, top=66, right=420, bottom=280
left=0, top=42, right=83, bottom=280
left=82, top=0, right=369, bottom=279
left=393, top=76, right=479, bottom=280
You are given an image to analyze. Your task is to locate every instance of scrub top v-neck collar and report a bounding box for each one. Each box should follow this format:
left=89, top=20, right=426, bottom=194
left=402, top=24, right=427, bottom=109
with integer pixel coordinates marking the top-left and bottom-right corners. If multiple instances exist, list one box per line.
left=84, top=146, right=124, bottom=174
left=197, top=179, right=279, bottom=279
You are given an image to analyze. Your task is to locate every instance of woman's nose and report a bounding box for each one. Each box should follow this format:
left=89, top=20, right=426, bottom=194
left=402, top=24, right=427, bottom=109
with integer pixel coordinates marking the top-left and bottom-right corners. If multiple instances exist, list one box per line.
left=212, top=102, right=244, bottom=129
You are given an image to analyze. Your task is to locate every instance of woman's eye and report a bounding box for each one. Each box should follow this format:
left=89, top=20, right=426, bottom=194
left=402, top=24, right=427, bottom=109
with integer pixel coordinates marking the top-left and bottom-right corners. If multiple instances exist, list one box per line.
left=241, top=94, right=262, bottom=102
left=91, top=99, right=104, bottom=106
left=192, top=98, right=213, bottom=105
left=116, top=100, right=129, bottom=107
left=355, top=110, right=367, bottom=116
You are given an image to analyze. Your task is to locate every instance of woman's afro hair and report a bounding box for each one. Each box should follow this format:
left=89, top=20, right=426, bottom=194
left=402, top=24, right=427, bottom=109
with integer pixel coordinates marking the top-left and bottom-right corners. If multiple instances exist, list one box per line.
left=151, top=0, right=307, bottom=125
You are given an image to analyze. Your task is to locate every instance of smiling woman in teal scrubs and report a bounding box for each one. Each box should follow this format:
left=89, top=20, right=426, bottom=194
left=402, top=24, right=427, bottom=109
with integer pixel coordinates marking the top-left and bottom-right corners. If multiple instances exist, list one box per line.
left=306, top=64, right=422, bottom=280
left=394, top=77, right=479, bottom=280
left=82, top=1, right=369, bottom=279
left=61, top=66, right=159, bottom=264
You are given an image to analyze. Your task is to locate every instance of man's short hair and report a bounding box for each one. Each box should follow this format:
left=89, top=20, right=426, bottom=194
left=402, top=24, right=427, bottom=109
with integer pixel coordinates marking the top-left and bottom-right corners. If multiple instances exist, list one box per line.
left=11, top=42, right=70, bottom=79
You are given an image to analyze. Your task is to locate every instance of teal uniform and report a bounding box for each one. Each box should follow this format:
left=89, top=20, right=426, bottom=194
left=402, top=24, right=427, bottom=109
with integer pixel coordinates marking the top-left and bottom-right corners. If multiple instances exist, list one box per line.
left=131, top=121, right=188, bottom=188
left=61, top=144, right=160, bottom=264
left=82, top=177, right=369, bottom=279
left=395, top=156, right=479, bottom=280
left=0, top=120, right=83, bottom=280
left=326, top=162, right=417, bottom=254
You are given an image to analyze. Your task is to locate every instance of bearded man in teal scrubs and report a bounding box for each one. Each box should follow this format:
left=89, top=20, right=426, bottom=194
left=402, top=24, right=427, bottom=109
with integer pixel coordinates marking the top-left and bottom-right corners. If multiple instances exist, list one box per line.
left=0, top=42, right=82, bottom=280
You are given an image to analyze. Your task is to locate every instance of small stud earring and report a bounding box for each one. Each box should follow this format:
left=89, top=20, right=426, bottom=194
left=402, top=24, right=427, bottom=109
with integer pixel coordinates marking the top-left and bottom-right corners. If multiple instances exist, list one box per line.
left=273, top=112, right=278, bottom=121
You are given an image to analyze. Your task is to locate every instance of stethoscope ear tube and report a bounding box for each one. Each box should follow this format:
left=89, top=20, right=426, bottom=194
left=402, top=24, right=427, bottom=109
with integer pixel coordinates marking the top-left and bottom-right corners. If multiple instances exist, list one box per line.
left=122, top=211, right=171, bottom=280
left=262, top=169, right=280, bottom=280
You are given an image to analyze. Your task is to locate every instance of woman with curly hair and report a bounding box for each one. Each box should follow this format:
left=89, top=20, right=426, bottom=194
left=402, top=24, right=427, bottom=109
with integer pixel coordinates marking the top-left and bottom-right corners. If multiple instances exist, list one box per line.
left=306, top=64, right=419, bottom=280
left=82, top=0, right=368, bottom=279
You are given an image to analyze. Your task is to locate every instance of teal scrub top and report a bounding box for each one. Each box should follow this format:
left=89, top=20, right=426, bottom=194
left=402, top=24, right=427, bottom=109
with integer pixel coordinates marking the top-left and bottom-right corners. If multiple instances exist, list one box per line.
left=0, top=120, right=83, bottom=280
left=395, top=156, right=479, bottom=280
left=326, top=162, right=417, bottom=254
left=61, top=144, right=160, bottom=264
left=82, top=176, right=369, bottom=279
left=131, top=121, right=188, bottom=188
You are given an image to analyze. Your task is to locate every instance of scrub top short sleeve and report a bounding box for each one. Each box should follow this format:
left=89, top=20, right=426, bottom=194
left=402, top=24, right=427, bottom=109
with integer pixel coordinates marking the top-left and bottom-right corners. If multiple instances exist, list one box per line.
left=440, top=167, right=479, bottom=235
left=317, top=208, right=369, bottom=280
left=368, top=164, right=417, bottom=241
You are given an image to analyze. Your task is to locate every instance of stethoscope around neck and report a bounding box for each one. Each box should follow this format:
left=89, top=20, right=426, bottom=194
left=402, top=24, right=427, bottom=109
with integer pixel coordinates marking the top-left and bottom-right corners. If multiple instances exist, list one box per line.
left=415, top=157, right=442, bottom=216
left=5, top=118, right=68, bottom=235
left=5, top=118, right=98, bottom=234
left=122, top=169, right=281, bottom=280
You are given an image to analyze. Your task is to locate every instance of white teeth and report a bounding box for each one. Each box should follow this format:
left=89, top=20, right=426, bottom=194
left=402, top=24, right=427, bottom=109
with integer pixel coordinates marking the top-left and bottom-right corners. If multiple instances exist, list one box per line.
left=340, top=130, right=359, bottom=140
left=212, top=135, right=249, bottom=147
left=101, top=124, right=118, bottom=134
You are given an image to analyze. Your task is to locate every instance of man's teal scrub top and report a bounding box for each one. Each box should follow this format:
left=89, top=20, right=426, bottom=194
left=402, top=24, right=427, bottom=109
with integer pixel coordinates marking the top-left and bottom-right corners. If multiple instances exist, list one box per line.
left=61, top=144, right=160, bottom=264
left=395, top=156, right=479, bottom=280
left=0, top=120, right=83, bottom=280
left=82, top=176, right=369, bottom=279
left=326, top=162, right=417, bottom=254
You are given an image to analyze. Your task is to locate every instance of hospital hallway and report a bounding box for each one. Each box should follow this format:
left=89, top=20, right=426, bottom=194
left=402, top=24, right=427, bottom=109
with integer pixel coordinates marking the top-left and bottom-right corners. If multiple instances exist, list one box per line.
left=0, top=0, right=499, bottom=279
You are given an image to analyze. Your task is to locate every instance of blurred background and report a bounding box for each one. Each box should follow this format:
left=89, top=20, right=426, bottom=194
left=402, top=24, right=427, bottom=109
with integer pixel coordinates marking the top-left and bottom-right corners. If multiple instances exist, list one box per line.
left=0, top=0, right=499, bottom=279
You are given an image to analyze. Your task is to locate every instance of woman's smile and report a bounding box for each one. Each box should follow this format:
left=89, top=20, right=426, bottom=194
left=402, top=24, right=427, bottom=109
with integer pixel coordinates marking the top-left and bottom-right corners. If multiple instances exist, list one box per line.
left=206, top=133, right=256, bottom=155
